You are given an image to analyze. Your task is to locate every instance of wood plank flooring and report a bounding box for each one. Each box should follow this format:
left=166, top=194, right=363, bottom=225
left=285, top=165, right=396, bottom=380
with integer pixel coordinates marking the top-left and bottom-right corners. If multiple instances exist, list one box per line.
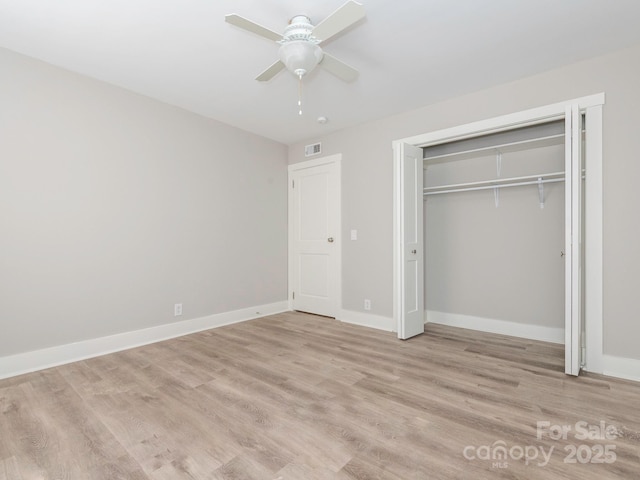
left=1, top=311, right=639, bottom=479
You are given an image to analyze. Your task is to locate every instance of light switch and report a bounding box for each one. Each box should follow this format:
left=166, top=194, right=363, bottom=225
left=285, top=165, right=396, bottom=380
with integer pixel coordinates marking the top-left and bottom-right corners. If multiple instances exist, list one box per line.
left=350, top=229, right=358, bottom=240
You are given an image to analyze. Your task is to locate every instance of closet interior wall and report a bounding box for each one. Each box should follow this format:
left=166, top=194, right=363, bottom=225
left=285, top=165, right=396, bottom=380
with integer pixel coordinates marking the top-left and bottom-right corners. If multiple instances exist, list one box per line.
left=423, top=142, right=565, bottom=334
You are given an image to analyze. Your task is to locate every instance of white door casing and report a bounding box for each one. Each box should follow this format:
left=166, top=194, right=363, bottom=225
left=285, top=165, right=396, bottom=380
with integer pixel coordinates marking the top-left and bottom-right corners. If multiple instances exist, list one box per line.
left=393, top=142, right=424, bottom=339
left=288, top=155, right=341, bottom=317
left=393, top=93, right=604, bottom=375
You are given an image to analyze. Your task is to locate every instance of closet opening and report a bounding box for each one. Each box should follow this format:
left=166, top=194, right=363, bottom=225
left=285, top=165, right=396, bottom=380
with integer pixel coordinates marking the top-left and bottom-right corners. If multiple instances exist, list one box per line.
left=393, top=94, right=604, bottom=376
left=422, top=119, right=572, bottom=349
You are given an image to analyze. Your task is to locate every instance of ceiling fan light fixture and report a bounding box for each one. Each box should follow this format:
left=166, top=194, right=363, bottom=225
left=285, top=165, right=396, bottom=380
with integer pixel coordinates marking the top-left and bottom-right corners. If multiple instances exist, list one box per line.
left=278, top=40, right=323, bottom=77
left=225, top=1, right=366, bottom=116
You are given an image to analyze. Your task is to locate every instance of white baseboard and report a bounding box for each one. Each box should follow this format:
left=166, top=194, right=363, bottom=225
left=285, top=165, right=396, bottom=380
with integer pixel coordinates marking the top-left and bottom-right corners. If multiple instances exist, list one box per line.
left=426, top=310, right=564, bottom=344
left=338, top=309, right=394, bottom=332
left=601, top=355, right=640, bottom=383
left=0, top=301, right=289, bottom=380
left=6, top=304, right=636, bottom=385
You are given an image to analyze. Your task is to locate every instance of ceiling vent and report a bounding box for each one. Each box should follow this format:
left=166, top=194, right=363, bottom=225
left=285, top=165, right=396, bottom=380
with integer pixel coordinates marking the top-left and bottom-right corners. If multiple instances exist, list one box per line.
left=305, top=142, right=322, bottom=157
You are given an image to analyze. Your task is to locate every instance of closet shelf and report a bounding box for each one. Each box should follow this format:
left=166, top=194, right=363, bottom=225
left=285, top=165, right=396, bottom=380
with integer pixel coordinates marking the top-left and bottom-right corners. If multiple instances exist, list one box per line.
left=423, top=171, right=565, bottom=196
left=423, top=133, right=565, bottom=164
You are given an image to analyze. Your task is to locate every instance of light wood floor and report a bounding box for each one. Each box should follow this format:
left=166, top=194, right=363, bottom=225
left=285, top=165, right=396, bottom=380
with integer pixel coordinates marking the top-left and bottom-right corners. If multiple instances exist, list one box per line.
left=1, top=312, right=639, bottom=479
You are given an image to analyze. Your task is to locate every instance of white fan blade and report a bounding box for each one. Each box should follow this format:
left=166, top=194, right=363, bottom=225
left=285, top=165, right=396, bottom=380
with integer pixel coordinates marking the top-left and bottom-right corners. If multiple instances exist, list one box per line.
left=256, top=61, right=286, bottom=81
left=320, top=53, right=358, bottom=82
left=312, top=1, right=365, bottom=43
left=225, top=14, right=282, bottom=42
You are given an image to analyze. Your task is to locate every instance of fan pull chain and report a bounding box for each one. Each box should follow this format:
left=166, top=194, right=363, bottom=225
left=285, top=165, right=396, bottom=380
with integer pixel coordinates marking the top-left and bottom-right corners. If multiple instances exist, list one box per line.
left=298, top=73, right=303, bottom=115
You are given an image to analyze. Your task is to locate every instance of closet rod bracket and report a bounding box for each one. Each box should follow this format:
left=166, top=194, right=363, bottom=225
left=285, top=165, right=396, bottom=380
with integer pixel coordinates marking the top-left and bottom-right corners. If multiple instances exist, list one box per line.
left=494, top=151, right=502, bottom=208
left=538, top=177, right=545, bottom=209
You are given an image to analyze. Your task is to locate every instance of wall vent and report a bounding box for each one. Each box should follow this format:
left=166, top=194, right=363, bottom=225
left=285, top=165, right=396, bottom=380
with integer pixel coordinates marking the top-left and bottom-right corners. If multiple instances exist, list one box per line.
left=305, top=142, right=321, bottom=157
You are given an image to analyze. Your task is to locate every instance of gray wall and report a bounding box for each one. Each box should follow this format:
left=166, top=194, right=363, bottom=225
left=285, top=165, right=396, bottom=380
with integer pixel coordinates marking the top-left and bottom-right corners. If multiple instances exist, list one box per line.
left=288, top=43, right=640, bottom=361
left=0, top=48, right=288, bottom=357
left=425, top=145, right=565, bottom=328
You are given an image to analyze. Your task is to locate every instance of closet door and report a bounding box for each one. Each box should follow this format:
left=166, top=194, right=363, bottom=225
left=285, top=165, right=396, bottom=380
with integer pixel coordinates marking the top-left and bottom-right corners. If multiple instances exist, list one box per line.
left=565, top=105, right=583, bottom=375
left=393, top=142, right=424, bottom=339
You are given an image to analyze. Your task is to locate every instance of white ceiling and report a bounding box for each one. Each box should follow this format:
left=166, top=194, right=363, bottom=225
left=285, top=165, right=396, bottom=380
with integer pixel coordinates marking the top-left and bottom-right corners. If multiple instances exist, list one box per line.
left=1, top=0, right=640, bottom=145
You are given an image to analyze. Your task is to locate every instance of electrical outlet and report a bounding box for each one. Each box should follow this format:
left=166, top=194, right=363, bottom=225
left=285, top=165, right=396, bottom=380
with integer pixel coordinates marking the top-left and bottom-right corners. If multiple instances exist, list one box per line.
left=174, top=303, right=183, bottom=316
left=364, top=299, right=371, bottom=311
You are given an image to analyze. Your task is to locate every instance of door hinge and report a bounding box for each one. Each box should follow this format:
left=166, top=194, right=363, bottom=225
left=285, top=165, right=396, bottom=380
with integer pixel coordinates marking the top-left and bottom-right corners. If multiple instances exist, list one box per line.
left=292, top=180, right=295, bottom=188
left=292, top=291, right=295, bottom=300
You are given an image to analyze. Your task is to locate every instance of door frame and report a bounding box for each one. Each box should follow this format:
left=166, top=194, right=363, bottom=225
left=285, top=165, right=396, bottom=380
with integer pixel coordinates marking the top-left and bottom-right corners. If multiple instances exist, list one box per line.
left=288, top=154, right=342, bottom=316
left=392, top=93, right=604, bottom=374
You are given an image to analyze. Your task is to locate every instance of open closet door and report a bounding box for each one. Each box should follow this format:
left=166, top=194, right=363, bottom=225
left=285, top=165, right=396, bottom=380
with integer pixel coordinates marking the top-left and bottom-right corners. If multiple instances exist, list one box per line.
left=393, top=142, right=424, bottom=339
left=565, top=105, right=583, bottom=375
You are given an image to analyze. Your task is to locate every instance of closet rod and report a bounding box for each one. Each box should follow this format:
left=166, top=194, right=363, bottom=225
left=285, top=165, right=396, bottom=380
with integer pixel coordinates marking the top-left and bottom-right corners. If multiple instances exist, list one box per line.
left=424, top=175, right=564, bottom=196
left=424, top=171, right=564, bottom=195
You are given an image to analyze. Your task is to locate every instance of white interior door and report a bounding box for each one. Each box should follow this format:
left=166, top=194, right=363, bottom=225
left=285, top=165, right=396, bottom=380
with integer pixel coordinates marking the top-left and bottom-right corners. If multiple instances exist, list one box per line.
left=289, top=156, right=340, bottom=317
left=394, top=142, right=424, bottom=339
left=565, top=105, right=584, bottom=375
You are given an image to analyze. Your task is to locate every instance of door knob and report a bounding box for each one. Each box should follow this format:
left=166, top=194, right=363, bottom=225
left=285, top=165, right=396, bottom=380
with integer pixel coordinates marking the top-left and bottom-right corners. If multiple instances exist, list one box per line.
left=328, top=237, right=334, bottom=243
left=560, top=251, right=565, bottom=257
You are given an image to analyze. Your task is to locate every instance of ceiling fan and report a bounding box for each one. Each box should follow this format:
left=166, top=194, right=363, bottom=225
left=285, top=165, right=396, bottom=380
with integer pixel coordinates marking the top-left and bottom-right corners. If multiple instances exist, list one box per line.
left=225, top=1, right=366, bottom=83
